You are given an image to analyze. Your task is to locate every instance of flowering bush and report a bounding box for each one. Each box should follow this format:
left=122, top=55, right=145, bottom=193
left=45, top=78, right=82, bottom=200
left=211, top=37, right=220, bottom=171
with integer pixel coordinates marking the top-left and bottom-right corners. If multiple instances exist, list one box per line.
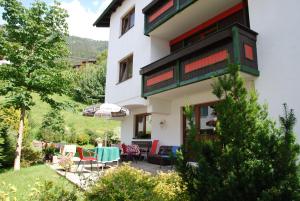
left=153, top=172, right=189, bottom=201
left=29, top=180, right=84, bottom=201
left=0, top=182, right=17, bottom=201
left=86, top=164, right=189, bottom=201
left=58, top=156, right=73, bottom=171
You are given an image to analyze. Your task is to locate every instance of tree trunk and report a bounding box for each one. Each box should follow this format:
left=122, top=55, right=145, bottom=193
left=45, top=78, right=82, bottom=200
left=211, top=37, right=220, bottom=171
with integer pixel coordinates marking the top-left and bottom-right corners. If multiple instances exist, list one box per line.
left=14, top=107, right=26, bottom=171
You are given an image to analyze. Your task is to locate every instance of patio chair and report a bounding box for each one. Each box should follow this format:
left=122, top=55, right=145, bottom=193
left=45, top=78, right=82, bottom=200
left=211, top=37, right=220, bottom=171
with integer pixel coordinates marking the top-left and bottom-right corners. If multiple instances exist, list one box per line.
left=60, top=145, right=76, bottom=158
left=120, top=144, right=141, bottom=163
left=159, top=146, right=180, bottom=169
left=148, top=140, right=159, bottom=156
left=76, top=147, right=99, bottom=173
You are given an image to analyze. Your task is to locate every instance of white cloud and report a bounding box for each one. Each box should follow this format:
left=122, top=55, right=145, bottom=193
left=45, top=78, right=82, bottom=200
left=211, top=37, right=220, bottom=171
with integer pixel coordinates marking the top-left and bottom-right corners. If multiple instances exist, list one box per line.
left=61, top=0, right=112, bottom=41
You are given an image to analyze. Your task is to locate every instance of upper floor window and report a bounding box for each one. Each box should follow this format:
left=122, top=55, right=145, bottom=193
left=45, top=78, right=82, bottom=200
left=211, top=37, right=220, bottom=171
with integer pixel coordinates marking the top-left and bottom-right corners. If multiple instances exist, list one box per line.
left=121, top=8, right=135, bottom=35
left=119, top=55, right=133, bottom=83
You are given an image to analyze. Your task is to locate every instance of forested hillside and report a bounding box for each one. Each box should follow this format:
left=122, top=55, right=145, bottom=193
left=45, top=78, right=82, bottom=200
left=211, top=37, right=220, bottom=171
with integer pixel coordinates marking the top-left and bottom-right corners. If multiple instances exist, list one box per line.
left=67, top=35, right=108, bottom=64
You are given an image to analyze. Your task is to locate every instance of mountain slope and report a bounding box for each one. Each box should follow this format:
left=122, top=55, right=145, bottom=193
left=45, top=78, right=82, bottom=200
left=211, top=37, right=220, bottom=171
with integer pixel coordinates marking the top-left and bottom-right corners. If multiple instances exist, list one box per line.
left=67, top=35, right=108, bottom=65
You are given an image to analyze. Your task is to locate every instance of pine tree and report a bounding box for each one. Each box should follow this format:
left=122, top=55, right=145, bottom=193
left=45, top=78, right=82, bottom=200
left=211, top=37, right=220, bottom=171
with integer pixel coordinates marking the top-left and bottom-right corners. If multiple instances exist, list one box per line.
left=176, top=63, right=300, bottom=201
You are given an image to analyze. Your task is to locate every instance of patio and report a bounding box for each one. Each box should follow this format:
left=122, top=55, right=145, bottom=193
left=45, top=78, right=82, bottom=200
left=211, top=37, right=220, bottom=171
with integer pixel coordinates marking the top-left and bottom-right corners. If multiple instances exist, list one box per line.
left=50, top=158, right=173, bottom=189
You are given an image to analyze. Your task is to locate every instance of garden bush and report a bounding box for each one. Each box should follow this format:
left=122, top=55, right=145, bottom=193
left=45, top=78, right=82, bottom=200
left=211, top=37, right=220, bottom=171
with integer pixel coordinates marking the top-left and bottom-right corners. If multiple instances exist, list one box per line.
left=0, top=107, right=20, bottom=168
left=86, top=164, right=189, bottom=201
left=0, top=182, right=17, bottom=201
left=176, top=63, right=300, bottom=201
left=29, top=180, right=84, bottom=201
left=72, top=60, right=106, bottom=104
left=38, top=109, right=65, bottom=143
left=21, top=146, right=43, bottom=168
left=76, top=133, right=90, bottom=145
left=0, top=122, right=16, bottom=168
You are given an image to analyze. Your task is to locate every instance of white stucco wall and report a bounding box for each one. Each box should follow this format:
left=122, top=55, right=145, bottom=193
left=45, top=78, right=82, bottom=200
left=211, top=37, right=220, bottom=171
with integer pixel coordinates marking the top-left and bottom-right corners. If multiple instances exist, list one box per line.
left=105, top=0, right=170, bottom=107
left=105, top=0, right=152, bottom=106
left=248, top=0, right=300, bottom=142
left=105, top=0, right=171, bottom=144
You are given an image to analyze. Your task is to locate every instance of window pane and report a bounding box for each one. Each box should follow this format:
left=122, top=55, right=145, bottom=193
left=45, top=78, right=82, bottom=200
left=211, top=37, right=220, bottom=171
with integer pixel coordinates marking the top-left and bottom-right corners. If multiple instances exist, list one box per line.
left=146, top=115, right=152, bottom=136
left=127, top=58, right=133, bottom=78
left=119, top=55, right=133, bottom=83
left=137, top=116, right=144, bottom=134
left=130, top=12, right=135, bottom=28
left=121, top=8, right=135, bottom=35
left=199, top=105, right=217, bottom=135
left=135, top=114, right=151, bottom=139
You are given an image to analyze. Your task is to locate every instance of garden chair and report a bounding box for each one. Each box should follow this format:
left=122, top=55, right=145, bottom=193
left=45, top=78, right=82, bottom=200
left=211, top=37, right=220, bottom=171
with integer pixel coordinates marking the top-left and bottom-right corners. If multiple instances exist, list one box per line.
left=60, top=145, right=76, bottom=158
left=159, top=146, right=180, bottom=169
left=120, top=144, right=141, bottom=163
left=76, top=147, right=100, bottom=173
left=148, top=140, right=159, bottom=156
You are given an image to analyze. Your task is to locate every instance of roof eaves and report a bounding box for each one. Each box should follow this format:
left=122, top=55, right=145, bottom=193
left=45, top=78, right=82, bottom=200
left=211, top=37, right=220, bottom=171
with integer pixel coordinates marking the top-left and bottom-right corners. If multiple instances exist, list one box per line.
left=93, top=0, right=124, bottom=27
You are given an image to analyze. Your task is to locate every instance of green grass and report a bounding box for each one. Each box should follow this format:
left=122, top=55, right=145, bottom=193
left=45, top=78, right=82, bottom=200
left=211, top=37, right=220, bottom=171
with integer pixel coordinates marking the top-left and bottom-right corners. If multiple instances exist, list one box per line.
left=28, top=94, right=120, bottom=138
left=0, top=165, right=78, bottom=200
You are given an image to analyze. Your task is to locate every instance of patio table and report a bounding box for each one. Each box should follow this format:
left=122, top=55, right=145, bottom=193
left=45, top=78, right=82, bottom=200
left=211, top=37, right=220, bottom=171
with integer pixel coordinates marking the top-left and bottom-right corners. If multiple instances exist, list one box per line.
left=94, top=147, right=120, bottom=164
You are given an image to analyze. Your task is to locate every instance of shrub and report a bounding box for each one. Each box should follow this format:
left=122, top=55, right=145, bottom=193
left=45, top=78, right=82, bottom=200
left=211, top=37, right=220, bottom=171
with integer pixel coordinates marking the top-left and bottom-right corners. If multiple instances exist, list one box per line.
left=176, top=63, right=300, bottom=201
left=0, top=123, right=16, bottom=168
left=21, top=146, right=43, bottom=168
left=65, top=125, right=77, bottom=144
left=29, top=180, right=84, bottom=201
left=72, top=61, right=106, bottom=104
left=58, top=156, right=73, bottom=171
left=103, top=130, right=120, bottom=146
left=0, top=107, right=20, bottom=168
left=38, top=109, right=65, bottom=143
left=85, top=129, right=100, bottom=146
left=76, top=133, right=90, bottom=145
left=0, top=182, right=17, bottom=201
left=86, top=164, right=189, bottom=201
left=153, top=172, right=189, bottom=201
left=42, top=144, right=57, bottom=161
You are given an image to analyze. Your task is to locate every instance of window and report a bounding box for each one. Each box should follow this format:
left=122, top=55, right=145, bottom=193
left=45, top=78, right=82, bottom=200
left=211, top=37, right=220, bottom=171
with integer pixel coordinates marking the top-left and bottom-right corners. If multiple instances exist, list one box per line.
left=183, top=102, right=218, bottom=141
left=135, top=114, right=152, bottom=139
left=121, top=8, right=135, bottom=35
left=119, top=55, right=133, bottom=83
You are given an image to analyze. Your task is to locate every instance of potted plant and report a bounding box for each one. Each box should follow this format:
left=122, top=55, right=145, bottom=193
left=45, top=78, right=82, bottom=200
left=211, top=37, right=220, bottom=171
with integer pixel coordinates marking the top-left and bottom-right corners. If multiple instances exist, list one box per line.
left=43, top=145, right=56, bottom=162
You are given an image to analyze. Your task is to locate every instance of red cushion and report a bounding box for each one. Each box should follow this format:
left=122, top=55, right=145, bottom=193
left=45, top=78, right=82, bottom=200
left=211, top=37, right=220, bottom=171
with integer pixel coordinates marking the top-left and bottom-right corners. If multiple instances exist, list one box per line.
left=127, top=145, right=140, bottom=155
left=121, top=144, right=128, bottom=154
left=81, top=157, right=97, bottom=161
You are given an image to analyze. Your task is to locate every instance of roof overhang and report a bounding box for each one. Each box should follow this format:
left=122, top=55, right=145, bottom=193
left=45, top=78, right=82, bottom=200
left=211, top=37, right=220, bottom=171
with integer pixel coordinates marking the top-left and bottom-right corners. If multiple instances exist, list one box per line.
left=93, top=0, right=125, bottom=27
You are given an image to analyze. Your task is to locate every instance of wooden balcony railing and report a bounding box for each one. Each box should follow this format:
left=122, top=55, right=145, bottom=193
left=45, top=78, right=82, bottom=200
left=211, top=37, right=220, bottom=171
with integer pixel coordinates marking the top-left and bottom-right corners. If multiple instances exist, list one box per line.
left=143, top=0, right=196, bottom=35
left=140, top=24, right=259, bottom=97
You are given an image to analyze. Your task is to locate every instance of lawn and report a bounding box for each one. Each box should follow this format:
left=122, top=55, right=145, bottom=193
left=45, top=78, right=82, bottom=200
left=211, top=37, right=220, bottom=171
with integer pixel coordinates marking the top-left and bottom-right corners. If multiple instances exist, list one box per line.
left=0, top=165, right=79, bottom=201
left=28, top=93, right=120, bottom=138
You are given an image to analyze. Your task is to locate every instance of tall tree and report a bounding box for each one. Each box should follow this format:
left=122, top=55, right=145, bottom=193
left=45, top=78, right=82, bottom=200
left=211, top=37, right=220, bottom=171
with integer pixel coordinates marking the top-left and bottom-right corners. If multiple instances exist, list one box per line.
left=0, top=0, right=70, bottom=170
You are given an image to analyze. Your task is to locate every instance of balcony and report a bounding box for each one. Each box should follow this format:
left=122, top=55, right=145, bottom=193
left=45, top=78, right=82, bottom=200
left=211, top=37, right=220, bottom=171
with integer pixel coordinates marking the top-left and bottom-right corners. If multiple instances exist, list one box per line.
left=140, top=24, right=259, bottom=98
left=143, top=0, right=243, bottom=39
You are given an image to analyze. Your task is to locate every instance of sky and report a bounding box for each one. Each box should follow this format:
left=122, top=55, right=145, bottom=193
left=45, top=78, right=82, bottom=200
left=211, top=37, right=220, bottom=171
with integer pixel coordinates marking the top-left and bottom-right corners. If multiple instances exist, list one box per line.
left=0, top=0, right=112, bottom=41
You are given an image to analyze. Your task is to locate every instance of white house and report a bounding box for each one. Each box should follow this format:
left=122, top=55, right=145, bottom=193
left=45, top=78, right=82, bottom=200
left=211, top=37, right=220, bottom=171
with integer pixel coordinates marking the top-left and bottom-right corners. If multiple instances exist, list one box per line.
left=94, top=0, right=300, bottom=146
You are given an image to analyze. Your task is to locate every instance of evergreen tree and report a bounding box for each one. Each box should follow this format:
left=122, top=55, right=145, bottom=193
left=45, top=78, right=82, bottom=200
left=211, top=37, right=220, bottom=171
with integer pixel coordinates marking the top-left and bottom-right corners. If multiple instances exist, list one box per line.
left=38, top=109, right=65, bottom=143
left=176, top=63, right=300, bottom=201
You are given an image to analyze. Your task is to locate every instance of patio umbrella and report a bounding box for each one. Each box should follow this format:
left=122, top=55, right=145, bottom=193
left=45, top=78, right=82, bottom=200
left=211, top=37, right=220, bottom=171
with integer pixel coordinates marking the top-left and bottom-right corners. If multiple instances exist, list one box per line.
left=82, top=104, right=101, bottom=117
left=94, top=103, right=130, bottom=118
left=0, top=60, right=10, bottom=65
left=83, top=103, right=130, bottom=146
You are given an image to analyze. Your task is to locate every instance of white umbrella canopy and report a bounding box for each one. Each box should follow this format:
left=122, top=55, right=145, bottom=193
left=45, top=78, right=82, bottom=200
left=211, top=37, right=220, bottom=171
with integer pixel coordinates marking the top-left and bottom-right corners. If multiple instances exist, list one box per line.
left=0, top=60, right=10, bottom=65
left=94, top=103, right=130, bottom=118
